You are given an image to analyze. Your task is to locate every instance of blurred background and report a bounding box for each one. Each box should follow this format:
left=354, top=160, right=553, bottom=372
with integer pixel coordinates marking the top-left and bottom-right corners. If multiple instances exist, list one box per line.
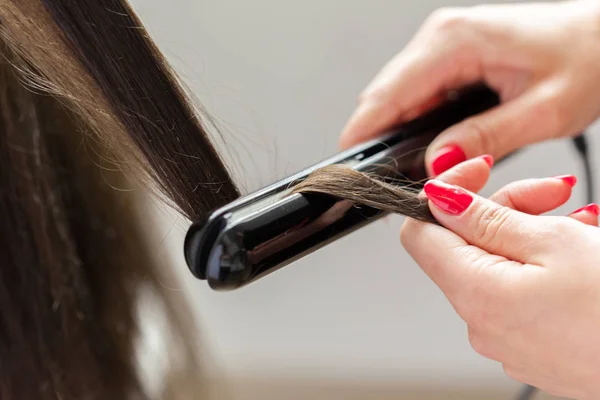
left=129, top=0, right=596, bottom=399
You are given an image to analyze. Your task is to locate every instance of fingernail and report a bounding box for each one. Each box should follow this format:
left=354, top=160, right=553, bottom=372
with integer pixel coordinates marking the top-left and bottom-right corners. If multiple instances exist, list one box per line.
left=431, top=145, right=467, bottom=175
left=571, top=203, right=600, bottom=216
left=480, top=154, right=494, bottom=168
left=554, top=175, right=577, bottom=187
left=424, top=180, right=474, bottom=216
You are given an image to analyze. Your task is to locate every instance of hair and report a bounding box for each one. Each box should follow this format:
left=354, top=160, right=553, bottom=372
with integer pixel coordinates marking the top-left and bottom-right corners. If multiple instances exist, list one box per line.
left=0, top=0, right=237, bottom=399
left=292, top=164, right=436, bottom=223
left=0, top=1, right=435, bottom=399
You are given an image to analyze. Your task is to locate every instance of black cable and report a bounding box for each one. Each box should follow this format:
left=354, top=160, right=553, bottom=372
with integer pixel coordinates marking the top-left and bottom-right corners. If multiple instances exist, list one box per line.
left=573, top=133, right=594, bottom=204
left=516, top=384, right=537, bottom=400
left=513, top=132, right=594, bottom=400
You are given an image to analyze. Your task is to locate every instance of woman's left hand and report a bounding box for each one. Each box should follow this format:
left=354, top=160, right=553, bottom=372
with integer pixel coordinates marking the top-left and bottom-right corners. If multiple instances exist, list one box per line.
left=401, top=156, right=600, bottom=399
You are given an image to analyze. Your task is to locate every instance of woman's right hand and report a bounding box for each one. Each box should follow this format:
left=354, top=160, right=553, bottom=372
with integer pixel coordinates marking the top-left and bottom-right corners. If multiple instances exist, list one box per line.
left=340, top=0, right=600, bottom=176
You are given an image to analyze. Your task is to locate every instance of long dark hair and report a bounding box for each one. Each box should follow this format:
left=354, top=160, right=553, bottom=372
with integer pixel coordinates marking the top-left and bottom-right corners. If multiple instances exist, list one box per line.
left=0, top=1, right=437, bottom=399
left=0, top=1, right=237, bottom=398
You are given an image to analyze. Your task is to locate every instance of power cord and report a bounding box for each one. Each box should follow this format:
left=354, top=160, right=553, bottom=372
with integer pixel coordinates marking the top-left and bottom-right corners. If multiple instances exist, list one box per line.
left=573, top=133, right=594, bottom=204
left=514, top=132, right=594, bottom=400
left=516, top=384, right=538, bottom=400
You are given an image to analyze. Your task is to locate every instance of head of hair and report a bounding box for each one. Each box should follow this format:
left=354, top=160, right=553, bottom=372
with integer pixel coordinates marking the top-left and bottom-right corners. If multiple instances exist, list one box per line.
left=0, top=0, right=238, bottom=398
left=0, top=1, right=436, bottom=399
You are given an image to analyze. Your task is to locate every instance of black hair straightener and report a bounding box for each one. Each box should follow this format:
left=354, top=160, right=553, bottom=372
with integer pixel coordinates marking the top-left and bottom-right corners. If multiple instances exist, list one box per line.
left=184, top=85, right=501, bottom=291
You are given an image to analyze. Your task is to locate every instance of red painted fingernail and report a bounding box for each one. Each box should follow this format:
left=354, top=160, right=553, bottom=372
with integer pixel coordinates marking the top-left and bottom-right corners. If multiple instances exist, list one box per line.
left=423, top=180, right=474, bottom=215
left=431, top=145, right=467, bottom=176
left=555, top=175, right=577, bottom=187
left=571, top=203, right=600, bottom=216
left=480, top=154, right=494, bottom=168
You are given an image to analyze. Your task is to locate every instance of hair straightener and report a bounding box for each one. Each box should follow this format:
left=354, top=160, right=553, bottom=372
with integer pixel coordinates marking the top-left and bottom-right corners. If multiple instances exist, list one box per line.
left=184, top=85, right=502, bottom=291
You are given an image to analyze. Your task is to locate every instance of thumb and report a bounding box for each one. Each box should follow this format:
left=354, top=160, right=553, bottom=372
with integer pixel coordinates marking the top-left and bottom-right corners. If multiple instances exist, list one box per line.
left=425, top=84, right=569, bottom=176
left=423, top=179, right=554, bottom=264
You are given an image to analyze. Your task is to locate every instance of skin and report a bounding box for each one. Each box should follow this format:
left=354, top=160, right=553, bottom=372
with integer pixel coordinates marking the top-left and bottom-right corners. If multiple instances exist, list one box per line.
left=411, top=158, right=600, bottom=399
left=340, top=0, right=600, bottom=172
left=339, top=1, right=600, bottom=398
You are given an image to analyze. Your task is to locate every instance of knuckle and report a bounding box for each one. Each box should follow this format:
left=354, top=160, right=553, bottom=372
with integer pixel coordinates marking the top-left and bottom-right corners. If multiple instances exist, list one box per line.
left=535, top=217, right=571, bottom=247
left=399, top=223, right=411, bottom=247
left=467, top=329, right=493, bottom=359
left=399, top=219, right=421, bottom=252
left=455, top=289, right=489, bottom=326
left=379, top=94, right=405, bottom=118
left=461, top=117, right=498, bottom=156
left=460, top=292, right=489, bottom=328
left=538, top=218, right=583, bottom=257
left=357, top=87, right=379, bottom=105
left=426, top=7, right=468, bottom=32
left=359, top=85, right=402, bottom=115
left=552, top=216, right=576, bottom=235
left=358, top=84, right=386, bottom=104
left=535, top=86, right=573, bottom=136
left=549, top=100, right=572, bottom=135
left=357, top=90, right=369, bottom=104
left=502, top=365, right=525, bottom=383
left=474, top=206, right=513, bottom=250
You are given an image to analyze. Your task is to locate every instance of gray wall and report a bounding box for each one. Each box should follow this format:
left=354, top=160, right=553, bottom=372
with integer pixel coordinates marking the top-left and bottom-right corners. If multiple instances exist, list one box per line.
left=130, top=0, right=596, bottom=392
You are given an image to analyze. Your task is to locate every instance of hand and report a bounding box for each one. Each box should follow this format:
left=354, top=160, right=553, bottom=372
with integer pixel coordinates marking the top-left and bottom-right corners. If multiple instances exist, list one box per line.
left=340, top=0, right=600, bottom=176
left=400, top=156, right=600, bottom=399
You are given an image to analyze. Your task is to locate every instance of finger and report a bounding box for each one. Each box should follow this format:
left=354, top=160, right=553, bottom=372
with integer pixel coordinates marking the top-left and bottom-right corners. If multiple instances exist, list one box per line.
left=431, top=154, right=493, bottom=193
left=568, top=204, right=599, bottom=226
left=400, top=157, right=518, bottom=311
left=400, top=208, right=519, bottom=310
left=489, top=175, right=576, bottom=214
left=423, top=179, right=556, bottom=264
left=400, top=160, right=533, bottom=317
left=339, top=58, right=445, bottom=149
left=339, top=11, right=480, bottom=149
left=425, top=83, right=573, bottom=176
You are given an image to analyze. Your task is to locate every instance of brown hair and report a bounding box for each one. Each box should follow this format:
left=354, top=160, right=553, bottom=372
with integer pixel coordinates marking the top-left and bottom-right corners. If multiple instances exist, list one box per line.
left=293, top=164, right=436, bottom=223
left=0, top=1, right=434, bottom=399
left=0, top=0, right=237, bottom=399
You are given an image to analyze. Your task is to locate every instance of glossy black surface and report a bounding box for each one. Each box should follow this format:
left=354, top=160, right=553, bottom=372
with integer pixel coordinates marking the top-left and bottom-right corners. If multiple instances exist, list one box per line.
left=185, top=85, right=500, bottom=290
